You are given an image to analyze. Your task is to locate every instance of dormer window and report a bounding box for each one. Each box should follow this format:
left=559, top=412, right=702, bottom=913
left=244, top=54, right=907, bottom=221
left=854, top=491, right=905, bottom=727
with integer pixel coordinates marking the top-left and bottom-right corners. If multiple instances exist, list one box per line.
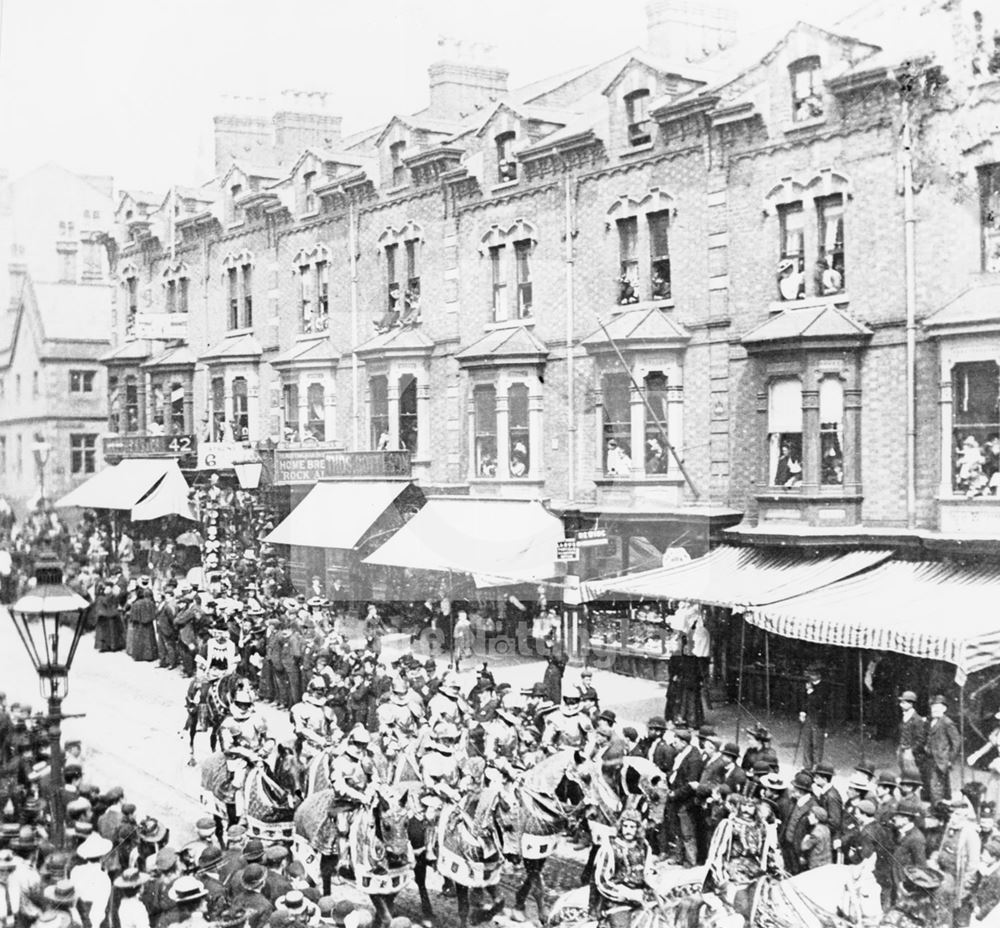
left=624, top=89, right=651, bottom=146
left=230, top=183, right=243, bottom=224
left=496, top=132, right=517, bottom=183
left=790, top=57, right=824, bottom=122
left=390, top=141, right=408, bottom=187
left=303, top=171, right=317, bottom=214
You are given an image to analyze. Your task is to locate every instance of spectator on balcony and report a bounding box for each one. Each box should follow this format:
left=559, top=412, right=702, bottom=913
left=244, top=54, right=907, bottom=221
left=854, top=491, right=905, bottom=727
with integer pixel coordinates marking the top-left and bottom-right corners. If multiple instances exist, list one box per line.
left=778, top=258, right=805, bottom=301
left=606, top=439, right=633, bottom=476
left=509, top=443, right=528, bottom=478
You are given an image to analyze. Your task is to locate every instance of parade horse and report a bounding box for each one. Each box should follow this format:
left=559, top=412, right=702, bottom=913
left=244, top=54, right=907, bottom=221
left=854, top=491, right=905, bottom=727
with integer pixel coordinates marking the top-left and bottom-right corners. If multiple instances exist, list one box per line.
left=702, top=856, right=884, bottom=928
left=546, top=859, right=708, bottom=928
left=200, top=744, right=296, bottom=843
left=347, top=785, right=415, bottom=925
left=436, top=780, right=508, bottom=924
left=203, top=672, right=254, bottom=751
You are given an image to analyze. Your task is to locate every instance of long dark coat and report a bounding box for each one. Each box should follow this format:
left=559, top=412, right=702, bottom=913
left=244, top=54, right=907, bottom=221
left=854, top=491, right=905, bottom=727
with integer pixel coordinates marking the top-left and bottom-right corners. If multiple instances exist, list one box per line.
left=93, top=592, right=125, bottom=652
left=127, top=593, right=158, bottom=662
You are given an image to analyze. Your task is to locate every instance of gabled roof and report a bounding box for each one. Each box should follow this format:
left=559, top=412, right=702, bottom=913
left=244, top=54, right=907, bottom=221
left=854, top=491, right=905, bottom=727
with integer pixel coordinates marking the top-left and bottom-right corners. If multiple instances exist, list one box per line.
left=219, top=161, right=282, bottom=189
left=517, top=95, right=608, bottom=156
left=456, top=325, right=549, bottom=367
left=601, top=50, right=710, bottom=96
left=373, top=114, right=464, bottom=148
left=142, top=345, right=198, bottom=369
left=199, top=333, right=263, bottom=362
left=923, top=281, right=1000, bottom=335
left=285, top=147, right=369, bottom=182
left=742, top=303, right=873, bottom=347
left=269, top=336, right=341, bottom=369
left=470, top=100, right=577, bottom=139
left=99, top=339, right=152, bottom=363
left=355, top=326, right=434, bottom=358
left=582, top=306, right=690, bottom=350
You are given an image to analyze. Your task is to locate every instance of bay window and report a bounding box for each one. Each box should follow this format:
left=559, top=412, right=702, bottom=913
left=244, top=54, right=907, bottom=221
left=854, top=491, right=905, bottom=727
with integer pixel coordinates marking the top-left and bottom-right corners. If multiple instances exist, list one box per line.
left=212, top=376, right=226, bottom=440
left=819, top=377, right=844, bottom=485
left=508, top=384, right=530, bottom=478
left=952, top=361, right=1000, bottom=496
left=108, top=376, right=121, bottom=432
left=124, top=375, right=139, bottom=433
left=232, top=376, right=249, bottom=440
left=474, top=385, right=498, bottom=477
left=306, top=383, right=326, bottom=441
left=370, top=376, right=389, bottom=449
left=602, top=372, right=633, bottom=476
left=283, top=383, right=300, bottom=440
left=398, top=375, right=418, bottom=453
left=768, top=377, right=803, bottom=487
left=169, top=381, right=185, bottom=434
left=643, top=371, right=669, bottom=474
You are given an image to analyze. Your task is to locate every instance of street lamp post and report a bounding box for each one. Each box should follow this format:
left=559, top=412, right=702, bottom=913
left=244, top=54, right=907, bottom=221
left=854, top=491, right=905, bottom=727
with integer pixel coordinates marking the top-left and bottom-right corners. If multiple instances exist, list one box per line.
left=30, top=436, right=51, bottom=508
left=8, top=552, right=89, bottom=848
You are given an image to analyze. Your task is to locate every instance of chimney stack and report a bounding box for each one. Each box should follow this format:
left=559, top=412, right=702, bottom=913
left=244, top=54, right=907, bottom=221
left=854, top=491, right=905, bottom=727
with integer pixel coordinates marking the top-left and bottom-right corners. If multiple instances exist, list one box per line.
left=213, top=96, right=271, bottom=174
left=273, top=91, right=342, bottom=162
left=646, top=0, right=738, bottom=64
left=427, top=38, right=509, bottom=121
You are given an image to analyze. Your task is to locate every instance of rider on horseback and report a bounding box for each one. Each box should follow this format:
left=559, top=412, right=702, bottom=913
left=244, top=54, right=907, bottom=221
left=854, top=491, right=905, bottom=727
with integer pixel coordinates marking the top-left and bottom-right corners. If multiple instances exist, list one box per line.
left=290, top=676, right=330, bottom=765
left=329, top=725, right=378, bottom=866
left=591, top=810, right=657, bottom=928
left=199, top=619, right=238, bottom=684
left=540, top=681, right=593, bottom=755
left=703, top=795, right=784, bottom=897
left=376, top=677, right=425, bottom=737
left=420, top=721, right=464, bottom=806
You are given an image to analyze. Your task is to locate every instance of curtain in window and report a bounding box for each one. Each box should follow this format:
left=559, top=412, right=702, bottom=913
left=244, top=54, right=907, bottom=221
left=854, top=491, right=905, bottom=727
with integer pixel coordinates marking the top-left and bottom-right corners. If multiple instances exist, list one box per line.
left=819, top=377, right=844, bottom=485
left=307, top=383, right=326, bottom=441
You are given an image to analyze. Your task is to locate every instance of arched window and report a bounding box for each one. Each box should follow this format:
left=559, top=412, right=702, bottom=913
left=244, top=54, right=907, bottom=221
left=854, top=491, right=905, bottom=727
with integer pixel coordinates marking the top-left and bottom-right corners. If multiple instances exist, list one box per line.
left=602, top=372, right=633, bottom=476
left=819, top=377, right=844, bottom=485
left=474, top=385, right=497, bottom=477
left=307, top=383, right=326, bottom=441
left=768, top=378, right=803, bottom=487
left=508, top=384, right=530, bottom=478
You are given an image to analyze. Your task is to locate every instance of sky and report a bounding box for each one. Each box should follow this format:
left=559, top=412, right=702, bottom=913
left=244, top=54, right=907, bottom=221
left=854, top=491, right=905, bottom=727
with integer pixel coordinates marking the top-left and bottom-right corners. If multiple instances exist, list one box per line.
left=0, top=0, right=862, bottom=193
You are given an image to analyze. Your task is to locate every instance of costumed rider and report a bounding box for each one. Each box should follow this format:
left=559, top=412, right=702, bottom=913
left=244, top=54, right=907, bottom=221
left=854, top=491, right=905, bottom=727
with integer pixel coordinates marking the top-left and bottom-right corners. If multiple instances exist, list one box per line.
left=198, top=619, right=239, bottom=684
left=540, top=681, right=593, bottom=754
left=591, top=810, right=659, bottom=928
left=427, top=675, right=467, bottom=728
left=420, top=720, right=464, bottom=805
left=327, top=724, right=377, bottom=870
left=703, top=794, right=784, bottom=898
left=217, top=684, right=269, bottom=823
left=290, top=676, right=330, bottom=764
left=377, top=676, right=425, bottom=738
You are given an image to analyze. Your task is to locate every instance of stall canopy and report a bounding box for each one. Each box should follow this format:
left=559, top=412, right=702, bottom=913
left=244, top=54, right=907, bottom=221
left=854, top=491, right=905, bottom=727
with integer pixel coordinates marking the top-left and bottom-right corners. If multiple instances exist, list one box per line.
left=56, top=458, right=195, bottom=520
left=263, top=480, right=412, bottom=550
left=363, top=497, right=563, bottom=584
left=582, top=544, right=891, bottom=608
left=748, top=560, right=1000, bottom=677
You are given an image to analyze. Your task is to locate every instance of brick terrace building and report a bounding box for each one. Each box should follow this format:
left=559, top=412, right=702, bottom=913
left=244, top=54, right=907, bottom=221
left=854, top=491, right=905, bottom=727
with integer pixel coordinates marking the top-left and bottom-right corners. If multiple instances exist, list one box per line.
left=101, top=0, right=1000, bottom=588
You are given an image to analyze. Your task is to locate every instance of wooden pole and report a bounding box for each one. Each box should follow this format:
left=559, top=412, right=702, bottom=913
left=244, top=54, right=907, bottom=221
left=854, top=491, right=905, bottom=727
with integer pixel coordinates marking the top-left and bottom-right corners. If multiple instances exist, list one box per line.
left=735, top=615, right=747, bottom=745
left=764, top=632, right=771, bottom=720
left=960, top=683, right=966, bottom=787
left=858, top=650, right=866, bottom=766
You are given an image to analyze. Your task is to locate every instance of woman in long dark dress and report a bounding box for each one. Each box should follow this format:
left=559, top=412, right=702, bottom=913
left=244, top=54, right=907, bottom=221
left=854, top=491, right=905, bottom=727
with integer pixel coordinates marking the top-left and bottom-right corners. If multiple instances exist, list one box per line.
left=93, top=584, right=125, bottom=652
left=128, top=588, right=158, bottom=662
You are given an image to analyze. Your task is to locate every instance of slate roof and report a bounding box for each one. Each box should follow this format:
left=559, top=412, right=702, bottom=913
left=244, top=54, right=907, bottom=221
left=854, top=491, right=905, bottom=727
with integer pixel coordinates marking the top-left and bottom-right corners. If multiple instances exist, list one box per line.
left=741, top=303, right=872, bottom=345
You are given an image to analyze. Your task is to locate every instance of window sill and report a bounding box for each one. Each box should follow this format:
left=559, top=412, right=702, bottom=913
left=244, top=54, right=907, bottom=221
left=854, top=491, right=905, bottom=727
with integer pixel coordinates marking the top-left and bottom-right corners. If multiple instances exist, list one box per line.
left=484, top=318, right=535, bottom=332
left=469, top=477, right=545, bottom=486
left=784, top=115, right=827, bottom=134
left=610, top=298, right=674, bottom=315
left=617, top=142, right=654, bottom=158
left=225, top=327, right=254, bottom=337
left=755, top=488, right=862, bottom=501
left=938, top=494, right=1000, bottom=504
left=769, top=293, right=850, bottom=314
left=490, top=179, right=520, bottom=194
left=295, top=331, right=330, bottom=342
left=594, top=475, right=685, bottom=486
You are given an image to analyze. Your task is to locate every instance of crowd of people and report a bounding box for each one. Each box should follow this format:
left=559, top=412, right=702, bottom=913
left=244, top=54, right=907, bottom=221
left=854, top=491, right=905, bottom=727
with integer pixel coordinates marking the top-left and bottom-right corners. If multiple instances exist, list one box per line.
left=5, top=489, right=1000, bottom=928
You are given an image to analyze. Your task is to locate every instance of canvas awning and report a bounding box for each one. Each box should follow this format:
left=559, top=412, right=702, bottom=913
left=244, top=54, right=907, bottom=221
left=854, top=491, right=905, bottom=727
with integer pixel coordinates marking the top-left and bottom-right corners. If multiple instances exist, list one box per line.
left=55, top=458, right=195, bottom=520
left=582, top=544, right=891, bottom=608
left=748, top=560, right=1000, bottom=676
left=263, top=480, right=412, bottom=550
left=363, top=497, right=563, bottom=584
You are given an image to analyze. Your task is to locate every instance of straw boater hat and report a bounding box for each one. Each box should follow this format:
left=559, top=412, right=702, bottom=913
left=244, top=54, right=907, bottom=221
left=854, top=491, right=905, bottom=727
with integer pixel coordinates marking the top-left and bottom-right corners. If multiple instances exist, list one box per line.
left=77, top=834, right=112, bottom=861
left=44, top=880, right=78, bottom=907
left=168, top=876, right=207, bottom=904
left=113, top=868, right=148, bottom=891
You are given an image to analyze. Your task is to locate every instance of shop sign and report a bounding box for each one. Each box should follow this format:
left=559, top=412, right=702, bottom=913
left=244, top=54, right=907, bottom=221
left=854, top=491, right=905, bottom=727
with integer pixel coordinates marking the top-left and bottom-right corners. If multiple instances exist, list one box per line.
left=198, top=442, right=252, bottom=471
left=103, top=434, right=197, bottom=466
left=556, top=540, right=579, bottom=562
left=576, top=528, right=608, bottom=548
left=133, top=313, right=189, bottom=341
left=274, top=448, right=334, bottom=485
left=662, top=546, right=691, bottom=567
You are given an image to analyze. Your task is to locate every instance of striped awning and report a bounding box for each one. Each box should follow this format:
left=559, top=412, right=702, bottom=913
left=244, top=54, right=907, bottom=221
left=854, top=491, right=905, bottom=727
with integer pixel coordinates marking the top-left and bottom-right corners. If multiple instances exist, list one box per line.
left=748, top=560, right=1000, bottom=675
left=582, top=545, right=891, bottom=608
